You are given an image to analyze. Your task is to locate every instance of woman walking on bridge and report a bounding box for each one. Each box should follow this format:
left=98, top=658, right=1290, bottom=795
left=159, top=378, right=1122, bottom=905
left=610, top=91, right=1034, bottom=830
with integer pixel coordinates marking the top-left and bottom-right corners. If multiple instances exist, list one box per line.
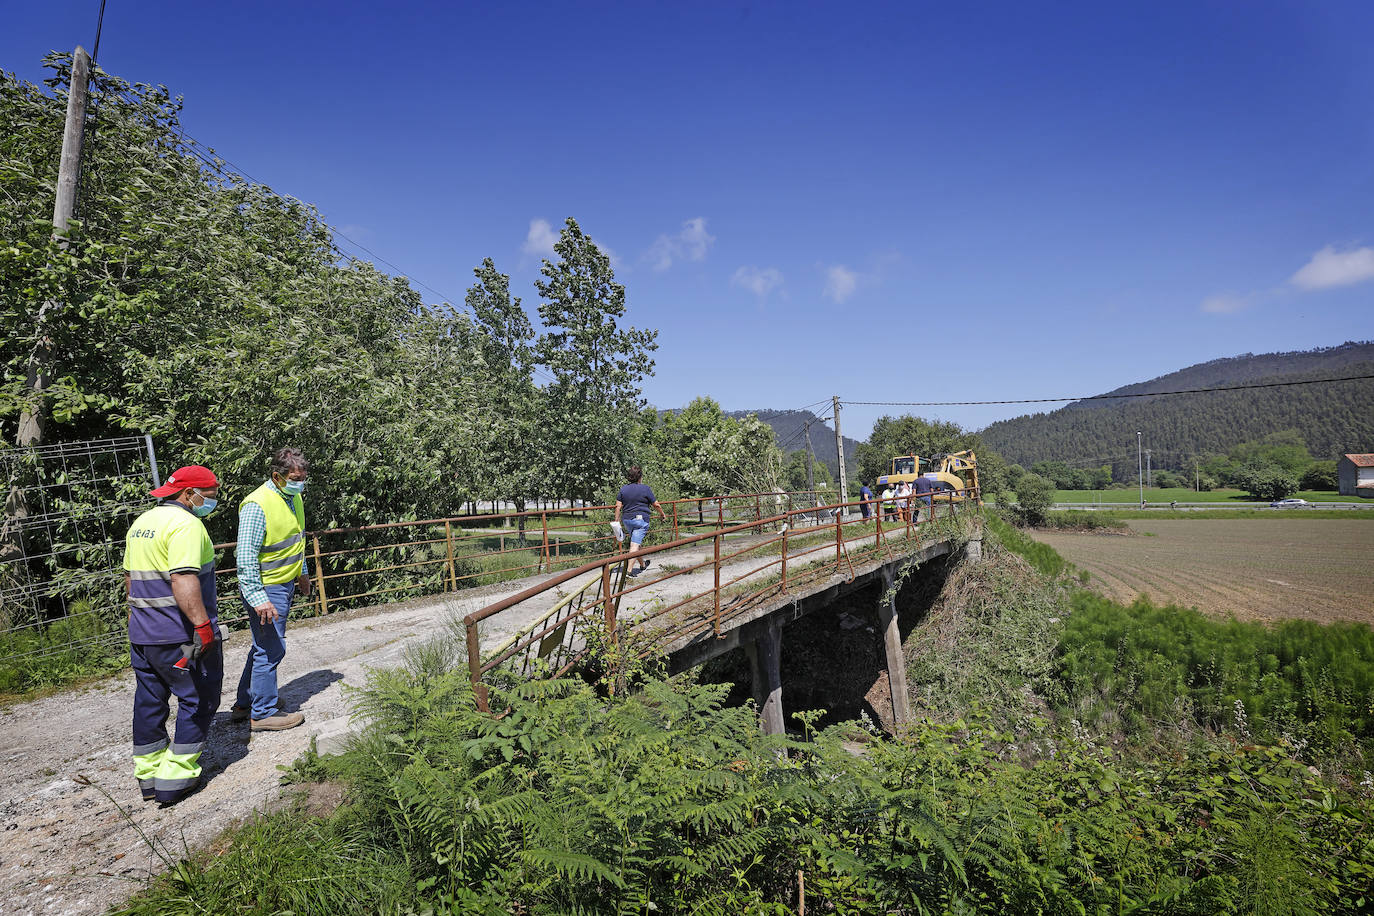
left=615, top=465, right=667, bottom=578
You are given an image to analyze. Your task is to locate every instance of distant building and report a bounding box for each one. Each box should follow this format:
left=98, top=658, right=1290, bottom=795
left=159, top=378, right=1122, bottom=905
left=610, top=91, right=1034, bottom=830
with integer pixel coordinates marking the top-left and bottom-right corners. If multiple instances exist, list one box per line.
left=1338, top=454, right=1374, bottom=498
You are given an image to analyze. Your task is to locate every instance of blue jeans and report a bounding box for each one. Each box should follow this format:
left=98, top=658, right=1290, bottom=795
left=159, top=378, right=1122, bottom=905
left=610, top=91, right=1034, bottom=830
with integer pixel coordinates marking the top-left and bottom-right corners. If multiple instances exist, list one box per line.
left=624, top=516, right=650, bottom=545
left=235, top=583, right=293, bottom=720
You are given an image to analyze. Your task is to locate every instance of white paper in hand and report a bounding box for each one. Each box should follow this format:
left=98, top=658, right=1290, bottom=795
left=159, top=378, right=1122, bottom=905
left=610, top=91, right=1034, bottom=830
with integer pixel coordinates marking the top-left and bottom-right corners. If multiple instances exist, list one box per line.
left=610, top=521, right=625, bottom=543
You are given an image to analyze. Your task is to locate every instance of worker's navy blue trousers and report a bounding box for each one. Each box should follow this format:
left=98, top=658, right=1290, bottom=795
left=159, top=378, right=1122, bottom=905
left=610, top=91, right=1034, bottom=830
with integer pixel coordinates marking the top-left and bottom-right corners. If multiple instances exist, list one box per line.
left=131, top=643, right=222, bottom=802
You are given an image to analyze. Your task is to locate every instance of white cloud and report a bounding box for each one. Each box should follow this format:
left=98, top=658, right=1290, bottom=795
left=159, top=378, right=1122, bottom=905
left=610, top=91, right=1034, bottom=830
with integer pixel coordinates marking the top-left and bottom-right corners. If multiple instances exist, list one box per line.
left=522, top=218, right=558, bottom=258
left=732, top=265, right=783, bottom=298
left=1289, top=245, right=1374, bottom=290
left=647, top=217, right=715, bottom=270
left=1200, top=293, right=1250, bottom=314
left=824, top=265, right=858, bottom=303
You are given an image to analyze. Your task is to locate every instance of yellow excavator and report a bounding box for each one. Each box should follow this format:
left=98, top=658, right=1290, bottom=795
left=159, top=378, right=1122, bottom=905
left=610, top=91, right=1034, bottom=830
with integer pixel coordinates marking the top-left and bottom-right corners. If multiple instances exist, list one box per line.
left=875, top=450, right=978, bottom=499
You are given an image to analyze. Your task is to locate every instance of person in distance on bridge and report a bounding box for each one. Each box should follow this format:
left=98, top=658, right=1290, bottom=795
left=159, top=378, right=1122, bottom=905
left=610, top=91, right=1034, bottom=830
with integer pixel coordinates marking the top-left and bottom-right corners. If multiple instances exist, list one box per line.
left=124, top=464, right=224, bottom=806
left=615, top=465, right=667, bottom=578
left=859, top=480, right=874, bottom=519
left=229, top=447, right=310, bottom=732
left=913, top=474, right=935, bottom=522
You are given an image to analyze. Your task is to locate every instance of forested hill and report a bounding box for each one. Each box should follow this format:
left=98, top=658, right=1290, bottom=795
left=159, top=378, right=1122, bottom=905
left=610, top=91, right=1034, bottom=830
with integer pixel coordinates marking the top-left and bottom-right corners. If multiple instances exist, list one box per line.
left=980, top=343, right=1374, bottom=475
left=728, top=410, right=860, bottom=477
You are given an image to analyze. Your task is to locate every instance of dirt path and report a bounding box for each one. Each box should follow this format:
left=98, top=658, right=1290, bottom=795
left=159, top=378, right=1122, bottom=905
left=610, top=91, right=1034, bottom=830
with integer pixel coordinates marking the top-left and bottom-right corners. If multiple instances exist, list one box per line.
left=0, top=522, right=912, bottom=915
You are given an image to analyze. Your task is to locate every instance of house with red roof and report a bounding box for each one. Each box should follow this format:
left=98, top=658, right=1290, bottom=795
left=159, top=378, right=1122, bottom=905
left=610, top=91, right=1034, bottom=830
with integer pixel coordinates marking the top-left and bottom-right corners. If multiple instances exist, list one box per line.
left=1338, top=454, right=1374, bottom=498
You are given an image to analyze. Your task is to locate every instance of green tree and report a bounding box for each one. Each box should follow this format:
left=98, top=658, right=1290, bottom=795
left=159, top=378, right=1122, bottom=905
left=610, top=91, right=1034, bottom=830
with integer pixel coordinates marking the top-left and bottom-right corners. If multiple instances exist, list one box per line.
left=1299, top=460, right=1337, bottom=491
left=781, top=448, right=833, bottom=492
left=1236, top=465, right=1299, bottom=501
left=1014, top=473, right=1055, bottom=524
left=649, top=397, right=734, bottom=498
left=683, top=415, right=783, bottom=496
left=534, top=219, right=658, bottom=502
left=466, top=258, right=543, bottom=526
left=1, top=57, right=487, bottom=531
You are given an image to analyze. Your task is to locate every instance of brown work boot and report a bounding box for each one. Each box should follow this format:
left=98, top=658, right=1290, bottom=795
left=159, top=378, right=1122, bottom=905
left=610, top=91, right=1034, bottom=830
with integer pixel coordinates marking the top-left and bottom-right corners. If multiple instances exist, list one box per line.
left=250, top=711, right=305, bottom=732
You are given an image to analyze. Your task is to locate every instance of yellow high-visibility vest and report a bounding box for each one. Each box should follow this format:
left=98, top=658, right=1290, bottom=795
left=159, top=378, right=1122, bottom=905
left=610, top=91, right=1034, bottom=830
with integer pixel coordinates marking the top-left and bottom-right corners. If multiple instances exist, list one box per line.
left=242, top=482, right=306, bottom=584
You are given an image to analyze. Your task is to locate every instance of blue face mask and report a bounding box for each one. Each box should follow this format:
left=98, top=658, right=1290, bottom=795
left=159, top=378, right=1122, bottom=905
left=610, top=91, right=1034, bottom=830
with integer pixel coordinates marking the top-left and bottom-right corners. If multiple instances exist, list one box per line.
left=192, top=491, right=218, bottom=517
left=282, top=479, right=307, bottom=496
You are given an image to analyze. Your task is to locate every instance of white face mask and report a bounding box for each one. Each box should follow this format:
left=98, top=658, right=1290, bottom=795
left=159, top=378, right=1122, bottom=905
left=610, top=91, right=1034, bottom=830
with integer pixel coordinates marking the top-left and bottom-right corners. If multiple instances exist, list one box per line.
left=191, top=489, right=218, bottom=517
left=275, top=474, right=307, bottom=495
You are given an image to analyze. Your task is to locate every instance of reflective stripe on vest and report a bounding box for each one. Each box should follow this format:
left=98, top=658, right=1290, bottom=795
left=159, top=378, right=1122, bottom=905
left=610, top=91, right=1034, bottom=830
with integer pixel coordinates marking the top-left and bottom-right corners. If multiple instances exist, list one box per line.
left=124, top=504, right=216, bottom=643
left=242, top=482, right=306, bottom=585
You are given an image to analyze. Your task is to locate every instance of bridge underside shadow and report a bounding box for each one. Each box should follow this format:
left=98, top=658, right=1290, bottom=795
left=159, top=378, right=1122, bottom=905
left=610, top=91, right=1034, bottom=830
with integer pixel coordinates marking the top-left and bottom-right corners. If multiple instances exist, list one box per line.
left=663, top=534, right=979, bottom=734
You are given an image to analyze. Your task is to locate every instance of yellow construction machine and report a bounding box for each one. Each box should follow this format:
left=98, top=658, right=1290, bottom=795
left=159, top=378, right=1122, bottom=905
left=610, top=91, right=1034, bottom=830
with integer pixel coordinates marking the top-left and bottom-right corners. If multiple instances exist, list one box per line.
left=875, top=450, right=978, bottom=498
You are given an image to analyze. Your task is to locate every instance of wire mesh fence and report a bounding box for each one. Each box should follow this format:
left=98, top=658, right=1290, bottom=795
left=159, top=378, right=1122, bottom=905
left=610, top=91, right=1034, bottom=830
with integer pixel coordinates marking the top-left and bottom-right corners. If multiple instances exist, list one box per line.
left=0, top=435, right=160, bottom=675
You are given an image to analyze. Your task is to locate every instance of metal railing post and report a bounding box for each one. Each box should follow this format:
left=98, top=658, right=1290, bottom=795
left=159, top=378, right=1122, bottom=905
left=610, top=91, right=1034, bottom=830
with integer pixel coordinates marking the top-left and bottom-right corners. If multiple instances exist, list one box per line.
left=602, top=562, right=615, bottom=638
left=311, top=534, right=328, bottom=616
left=781, top=523, right=789, bottom=592
left=835, top=505, right=843, bottom=573
left=713, top=533, right=721, bottom=636
left=540, top=512, right=549, bottom=572
left=444, top=520, right=457, bottom=591
left=467, top=622, right=489, bottom=713
left=672, top=501, right=679, bottom=540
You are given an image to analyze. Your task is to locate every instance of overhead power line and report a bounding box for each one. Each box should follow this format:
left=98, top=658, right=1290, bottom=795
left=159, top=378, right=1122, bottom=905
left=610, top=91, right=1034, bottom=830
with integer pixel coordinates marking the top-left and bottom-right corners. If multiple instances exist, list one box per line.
left=103, top=86, right=563, bottom=385
left=845, top=373, right=1374, bottom=408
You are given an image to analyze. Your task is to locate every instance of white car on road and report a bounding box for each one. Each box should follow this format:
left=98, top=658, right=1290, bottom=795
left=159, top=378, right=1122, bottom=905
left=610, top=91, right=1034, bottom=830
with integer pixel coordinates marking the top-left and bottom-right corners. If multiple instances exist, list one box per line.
left=1270, top=498, right=1309, bottom=508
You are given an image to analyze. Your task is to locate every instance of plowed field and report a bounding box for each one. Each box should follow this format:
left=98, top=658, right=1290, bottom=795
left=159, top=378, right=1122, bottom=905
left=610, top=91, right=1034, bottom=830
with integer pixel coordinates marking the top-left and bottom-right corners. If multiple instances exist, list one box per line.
left=1031, top=519, right=1374, bottom=625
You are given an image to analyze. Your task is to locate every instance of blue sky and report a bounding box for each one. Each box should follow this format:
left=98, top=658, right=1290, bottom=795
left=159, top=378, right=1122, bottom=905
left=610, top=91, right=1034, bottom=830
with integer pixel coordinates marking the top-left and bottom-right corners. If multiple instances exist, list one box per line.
left=6, top=1, right=1372, bottom=439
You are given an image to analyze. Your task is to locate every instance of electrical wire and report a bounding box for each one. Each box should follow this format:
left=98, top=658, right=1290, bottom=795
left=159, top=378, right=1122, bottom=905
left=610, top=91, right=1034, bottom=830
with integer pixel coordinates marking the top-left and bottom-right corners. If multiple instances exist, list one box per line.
left=100, top=85, right=563, bottom=385
left=91, top=0, right=108, bottom=63
left=843, top=373, right=1374, bottom=407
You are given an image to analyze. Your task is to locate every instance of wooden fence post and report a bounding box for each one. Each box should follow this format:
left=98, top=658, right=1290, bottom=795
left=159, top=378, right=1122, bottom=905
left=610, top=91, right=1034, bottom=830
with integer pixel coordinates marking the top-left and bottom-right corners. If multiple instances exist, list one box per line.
left=311, top=534, right=328, bottom=616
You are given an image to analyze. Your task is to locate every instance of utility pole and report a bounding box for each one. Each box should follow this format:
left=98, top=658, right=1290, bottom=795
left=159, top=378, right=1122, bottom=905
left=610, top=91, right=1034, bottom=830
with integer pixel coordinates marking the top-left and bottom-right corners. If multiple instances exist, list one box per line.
left=832, top=395, right=848, bottom=515
left=1145, top=449, right=1152, bottom=489
left=803, top=418, right=816, bottom=497
left=1137, top=432, right=1144, bottom=507
left=17, top=46, right=92, bottom=448
left=1195, top=458, right=1199, bottom=493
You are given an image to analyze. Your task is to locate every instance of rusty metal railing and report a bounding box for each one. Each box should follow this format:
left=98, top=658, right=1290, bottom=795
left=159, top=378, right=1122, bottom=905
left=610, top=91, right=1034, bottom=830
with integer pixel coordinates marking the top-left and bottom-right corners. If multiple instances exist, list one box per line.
left=464, top=487, right=981, bottom=711
left=0, top=489, right=836, bottom=667
left=205, top=490, right=833, bottom=631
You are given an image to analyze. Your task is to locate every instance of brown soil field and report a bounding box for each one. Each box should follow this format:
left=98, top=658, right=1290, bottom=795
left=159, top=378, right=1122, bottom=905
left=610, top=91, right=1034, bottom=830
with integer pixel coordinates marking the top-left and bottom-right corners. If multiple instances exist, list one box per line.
left=1031, top=519, right=1374, bottom=625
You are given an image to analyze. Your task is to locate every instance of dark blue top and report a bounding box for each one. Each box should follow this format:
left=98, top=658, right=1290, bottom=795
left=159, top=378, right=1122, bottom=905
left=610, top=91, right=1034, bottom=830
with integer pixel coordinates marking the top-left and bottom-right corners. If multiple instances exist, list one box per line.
left=860, top=486, right=874, bottom=499
left=618, top=483, right=656, bottom=520
left=913, top=476, right=935, bottom=494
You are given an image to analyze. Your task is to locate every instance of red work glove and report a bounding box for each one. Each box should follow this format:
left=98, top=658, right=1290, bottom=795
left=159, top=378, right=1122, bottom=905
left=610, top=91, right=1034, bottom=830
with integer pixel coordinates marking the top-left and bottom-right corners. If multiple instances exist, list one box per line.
left=179, top=621, right=218, bottom=665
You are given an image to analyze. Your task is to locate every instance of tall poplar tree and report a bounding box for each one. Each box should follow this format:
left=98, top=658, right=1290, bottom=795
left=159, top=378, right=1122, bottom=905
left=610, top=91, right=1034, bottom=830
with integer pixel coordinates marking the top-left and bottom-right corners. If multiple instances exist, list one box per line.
left=534, top=219, right=658, bottom=501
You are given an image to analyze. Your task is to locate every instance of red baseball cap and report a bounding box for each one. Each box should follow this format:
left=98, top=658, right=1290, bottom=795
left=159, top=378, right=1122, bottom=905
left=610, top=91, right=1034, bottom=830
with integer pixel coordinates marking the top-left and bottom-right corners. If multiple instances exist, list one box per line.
left=150, top=465, right=219, bottom=498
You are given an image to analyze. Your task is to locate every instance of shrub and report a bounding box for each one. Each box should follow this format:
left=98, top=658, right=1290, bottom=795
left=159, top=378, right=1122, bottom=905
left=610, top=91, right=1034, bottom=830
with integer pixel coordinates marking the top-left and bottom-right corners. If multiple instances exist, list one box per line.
left=1013, top=473, right=1054, bottom=525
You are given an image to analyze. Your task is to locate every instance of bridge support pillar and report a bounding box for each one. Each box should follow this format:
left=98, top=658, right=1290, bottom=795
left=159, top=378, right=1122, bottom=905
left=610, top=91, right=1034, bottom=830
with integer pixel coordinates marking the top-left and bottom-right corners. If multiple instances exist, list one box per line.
left=745, top=619, right=785, bottom=735
left=879, top=568, right=912, bottom=727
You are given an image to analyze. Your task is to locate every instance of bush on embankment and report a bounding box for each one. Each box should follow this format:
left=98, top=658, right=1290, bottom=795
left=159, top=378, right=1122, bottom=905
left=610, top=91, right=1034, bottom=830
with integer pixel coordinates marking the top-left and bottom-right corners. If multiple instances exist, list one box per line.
left=119, top=664, right=1373, bottom=916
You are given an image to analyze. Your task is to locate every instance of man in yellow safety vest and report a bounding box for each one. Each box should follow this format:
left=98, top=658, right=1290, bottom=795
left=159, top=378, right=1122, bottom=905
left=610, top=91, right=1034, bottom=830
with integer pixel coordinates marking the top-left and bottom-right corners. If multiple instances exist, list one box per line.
left=230, top=447, right=310, bottom=731
left=124, top=464, right=223, bottom=805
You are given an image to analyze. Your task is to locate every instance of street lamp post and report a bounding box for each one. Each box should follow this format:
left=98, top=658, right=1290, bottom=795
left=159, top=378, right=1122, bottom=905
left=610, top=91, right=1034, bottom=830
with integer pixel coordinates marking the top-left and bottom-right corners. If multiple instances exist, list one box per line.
left=1137, top=432, right=1144, bottom=508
